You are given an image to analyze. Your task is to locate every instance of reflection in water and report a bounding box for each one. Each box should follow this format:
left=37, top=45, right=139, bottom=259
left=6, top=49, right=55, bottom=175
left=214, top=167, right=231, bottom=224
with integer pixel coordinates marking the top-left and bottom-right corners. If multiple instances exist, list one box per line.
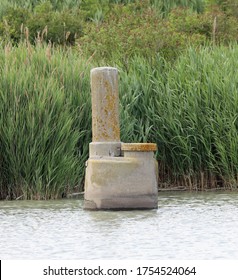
left=0, top=191, right=238, bottom=259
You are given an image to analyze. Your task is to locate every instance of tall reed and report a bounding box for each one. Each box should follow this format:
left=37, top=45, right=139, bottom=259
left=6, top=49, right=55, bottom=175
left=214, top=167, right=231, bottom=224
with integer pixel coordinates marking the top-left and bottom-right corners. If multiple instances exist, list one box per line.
left=0, top=42, right=92, bottom=199
left=119, top=45, right=238, bottom=190
left=1, top=43, right=238, bottom=199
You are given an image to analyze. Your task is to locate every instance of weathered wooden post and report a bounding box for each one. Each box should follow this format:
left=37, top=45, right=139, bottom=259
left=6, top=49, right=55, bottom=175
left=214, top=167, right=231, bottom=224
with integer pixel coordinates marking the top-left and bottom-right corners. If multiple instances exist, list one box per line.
left=84, top=67, right=158, bottom=210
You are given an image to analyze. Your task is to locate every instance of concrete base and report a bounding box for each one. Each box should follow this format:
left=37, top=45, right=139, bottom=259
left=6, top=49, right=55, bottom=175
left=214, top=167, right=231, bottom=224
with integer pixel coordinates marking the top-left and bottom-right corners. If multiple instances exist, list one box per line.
left=84, top=154, right=158, bottom=210
left=86, top=67, right=158, bottom=210
left=89, top=142, right=121, bottom=157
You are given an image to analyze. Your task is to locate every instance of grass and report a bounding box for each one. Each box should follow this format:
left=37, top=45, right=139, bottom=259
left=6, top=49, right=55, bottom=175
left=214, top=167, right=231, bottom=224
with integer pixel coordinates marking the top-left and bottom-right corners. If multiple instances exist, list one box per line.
left=0, top=42, right=92, bottom=199
left=0, top=0, right=82, bottom=13
left=150, top=0, right=205, bottom=16
left=1, top=42, right=238, bottom=199
left=0, top=0, right=206, bottom=20
left=119, top=45, right=238, bottom=190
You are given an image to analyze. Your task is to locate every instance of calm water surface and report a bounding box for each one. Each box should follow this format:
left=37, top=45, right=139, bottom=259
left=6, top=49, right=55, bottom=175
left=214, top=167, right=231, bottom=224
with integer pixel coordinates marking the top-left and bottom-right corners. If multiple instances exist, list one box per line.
left=0, top=191, right=238, bottom=259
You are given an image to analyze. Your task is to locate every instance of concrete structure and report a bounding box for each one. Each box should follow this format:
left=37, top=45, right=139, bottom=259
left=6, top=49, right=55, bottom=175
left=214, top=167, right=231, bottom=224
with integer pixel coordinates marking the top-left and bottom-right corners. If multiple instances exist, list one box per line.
left=84, top=67, right=158, bottom=210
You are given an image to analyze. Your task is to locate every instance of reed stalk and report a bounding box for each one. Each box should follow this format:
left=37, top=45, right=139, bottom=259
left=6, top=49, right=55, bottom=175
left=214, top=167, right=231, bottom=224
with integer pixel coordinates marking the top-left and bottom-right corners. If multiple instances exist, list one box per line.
left=1, top=43, right=238, bottom=199
left=0, top=42, right=92, bottom=199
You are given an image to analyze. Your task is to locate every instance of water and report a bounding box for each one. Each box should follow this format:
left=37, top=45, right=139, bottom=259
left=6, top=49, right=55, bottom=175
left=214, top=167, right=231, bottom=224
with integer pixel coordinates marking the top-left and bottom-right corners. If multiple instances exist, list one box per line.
left=1, top=191, right=238, bottom=259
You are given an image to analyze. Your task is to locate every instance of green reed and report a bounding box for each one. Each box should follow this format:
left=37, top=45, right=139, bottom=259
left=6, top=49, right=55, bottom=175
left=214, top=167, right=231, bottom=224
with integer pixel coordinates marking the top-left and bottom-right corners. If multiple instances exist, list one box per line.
left=1, top=43, right=238, bottom=199
left=0, top=43, right=92, bottom=199
left=0, top=0, right=82, bottom=14
left=119, top=45, right=238, bottom=189
left=150, top=0, right=205, bottom=16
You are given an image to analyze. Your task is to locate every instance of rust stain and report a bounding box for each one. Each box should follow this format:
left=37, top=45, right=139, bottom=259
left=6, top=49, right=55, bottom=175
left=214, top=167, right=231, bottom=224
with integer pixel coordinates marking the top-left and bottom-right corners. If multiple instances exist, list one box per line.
left=91, top=69, right=120, bottom=142
left=121, top=143, right=157, bottom=152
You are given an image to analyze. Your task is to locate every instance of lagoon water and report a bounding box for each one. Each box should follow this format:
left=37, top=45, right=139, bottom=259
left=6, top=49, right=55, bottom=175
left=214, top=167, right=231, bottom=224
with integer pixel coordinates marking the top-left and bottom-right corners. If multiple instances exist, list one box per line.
left=1, top=191, right=238, bottom=259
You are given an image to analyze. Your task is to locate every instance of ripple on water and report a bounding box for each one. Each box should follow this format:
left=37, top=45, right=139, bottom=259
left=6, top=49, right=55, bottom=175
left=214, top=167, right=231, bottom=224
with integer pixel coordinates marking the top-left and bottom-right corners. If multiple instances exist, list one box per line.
left=0, top=191, right=238, bottom=259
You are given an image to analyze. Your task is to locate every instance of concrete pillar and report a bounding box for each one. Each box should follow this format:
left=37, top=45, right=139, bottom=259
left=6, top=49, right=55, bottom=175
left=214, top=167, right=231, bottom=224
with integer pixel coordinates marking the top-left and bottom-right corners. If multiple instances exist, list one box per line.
left=90, top=67, right=120, bottom=142
left=84, top=67, right=158, bottom=210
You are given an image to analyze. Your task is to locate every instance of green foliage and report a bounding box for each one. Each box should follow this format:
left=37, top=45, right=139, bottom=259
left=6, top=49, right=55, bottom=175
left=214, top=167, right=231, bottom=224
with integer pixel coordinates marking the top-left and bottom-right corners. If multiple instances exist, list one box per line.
left=27, top=2, right=83, bottom=45
left=0, top=0, right=82, bottom=13
left=150, top=0, right=205, bottom=16
left=216, top=0, right=238, bottom=17
left=1, top=43, right=238, bottom=198
left=0, top=43, right=92, bottom=199
left=80, top=0, right=111, bottom=21
left=0, top=1, right=83, bottom=45
left=79, top=4, right=206, bottom=63
left=0, top=0, right=13, bottom=20
left=78, top=0, right=238, bottom=62
left=168, top=6, right=238, bottom=44
left=119, top=45, right=238, bottom=189
left=0, top=7, right=30, bottom=42
left=0, top=0, right=237, bottom=52
left=1, top=0, right=238, bottom=197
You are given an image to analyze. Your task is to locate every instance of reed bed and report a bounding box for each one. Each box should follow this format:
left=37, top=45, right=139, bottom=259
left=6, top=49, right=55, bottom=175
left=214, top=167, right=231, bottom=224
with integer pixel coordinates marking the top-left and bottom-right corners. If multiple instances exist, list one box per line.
left=119, top=45, right=238, bottom=190
left=0, top=43, right=92, bottom=199
left=1, top=43, right=238, bottom=199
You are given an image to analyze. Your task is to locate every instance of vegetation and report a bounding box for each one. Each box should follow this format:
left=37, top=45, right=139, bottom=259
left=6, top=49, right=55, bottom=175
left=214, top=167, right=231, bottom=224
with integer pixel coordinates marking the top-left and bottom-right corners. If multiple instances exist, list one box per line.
left=0, top=0, right=237, bottom=59
left=0, top=0, right=238, bottom=199
left=119, top=47, right=238, bottom=190
left=0, top=43, right=92, bottom=199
